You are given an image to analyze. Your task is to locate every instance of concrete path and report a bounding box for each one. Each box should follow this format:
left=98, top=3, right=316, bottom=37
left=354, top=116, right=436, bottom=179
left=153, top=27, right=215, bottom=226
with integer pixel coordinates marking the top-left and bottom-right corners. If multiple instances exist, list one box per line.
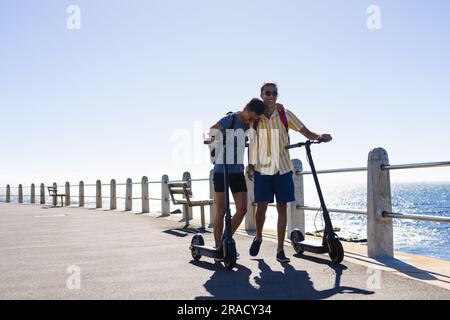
left=0, top=203, right=449, bottom=300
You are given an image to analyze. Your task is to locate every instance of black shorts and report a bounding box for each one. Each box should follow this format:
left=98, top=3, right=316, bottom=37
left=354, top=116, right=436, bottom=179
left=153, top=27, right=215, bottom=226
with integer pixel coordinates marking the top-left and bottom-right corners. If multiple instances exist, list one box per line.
left=213, top=172, right=247, bottom=193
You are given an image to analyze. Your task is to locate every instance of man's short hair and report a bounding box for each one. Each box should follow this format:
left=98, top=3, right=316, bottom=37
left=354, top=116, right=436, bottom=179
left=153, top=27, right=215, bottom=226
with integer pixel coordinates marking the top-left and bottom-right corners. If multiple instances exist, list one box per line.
left=246, top=98, right=266, bottom=115
left=261, top=82, right=278, bottom=93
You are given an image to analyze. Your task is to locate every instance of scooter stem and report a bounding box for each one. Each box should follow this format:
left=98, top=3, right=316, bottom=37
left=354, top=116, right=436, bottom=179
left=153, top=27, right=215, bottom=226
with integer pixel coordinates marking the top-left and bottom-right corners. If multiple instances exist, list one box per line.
left=305, top=142, right=334, bottom=235
left=223, top=130, right=232, bottom=240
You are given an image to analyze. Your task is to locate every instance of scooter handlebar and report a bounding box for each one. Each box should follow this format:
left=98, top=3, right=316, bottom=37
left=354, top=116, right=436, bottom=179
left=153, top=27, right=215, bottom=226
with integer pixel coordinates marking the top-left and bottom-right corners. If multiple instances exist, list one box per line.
left=285, top=140, right=322, bottom=150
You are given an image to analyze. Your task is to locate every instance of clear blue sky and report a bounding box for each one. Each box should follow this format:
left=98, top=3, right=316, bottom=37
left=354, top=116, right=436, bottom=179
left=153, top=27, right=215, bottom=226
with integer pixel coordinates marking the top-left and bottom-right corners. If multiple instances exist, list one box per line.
left=1, top=0, right=449, bottom=188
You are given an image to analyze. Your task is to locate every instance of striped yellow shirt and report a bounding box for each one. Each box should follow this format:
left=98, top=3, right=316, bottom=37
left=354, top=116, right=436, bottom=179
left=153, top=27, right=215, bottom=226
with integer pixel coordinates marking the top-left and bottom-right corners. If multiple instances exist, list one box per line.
left=249, top=108, right=305, bottom=175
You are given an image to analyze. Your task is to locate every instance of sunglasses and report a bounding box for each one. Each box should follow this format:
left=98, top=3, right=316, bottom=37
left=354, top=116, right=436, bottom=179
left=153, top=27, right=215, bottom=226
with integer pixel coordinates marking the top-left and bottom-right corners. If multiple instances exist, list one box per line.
left=264, top=90, right=278, bottom=97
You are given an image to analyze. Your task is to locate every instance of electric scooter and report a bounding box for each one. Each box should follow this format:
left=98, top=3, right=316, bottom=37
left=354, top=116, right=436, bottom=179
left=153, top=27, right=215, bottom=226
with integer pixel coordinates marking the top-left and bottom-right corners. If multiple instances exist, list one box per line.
left=285, top=140, right=344, bottom=264
left=189, top=129, right=237, bottom=270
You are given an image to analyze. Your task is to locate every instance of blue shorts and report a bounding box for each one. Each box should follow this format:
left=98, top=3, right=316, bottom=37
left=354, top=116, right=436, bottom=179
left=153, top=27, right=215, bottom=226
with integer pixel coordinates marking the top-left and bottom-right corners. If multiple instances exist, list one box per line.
left=254, top=171, right=295, bottom=204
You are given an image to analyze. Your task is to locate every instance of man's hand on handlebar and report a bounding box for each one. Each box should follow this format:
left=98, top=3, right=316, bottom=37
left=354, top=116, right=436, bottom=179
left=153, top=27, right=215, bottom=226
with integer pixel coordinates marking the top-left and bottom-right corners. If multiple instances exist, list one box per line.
left=317, top=134, right=332, bottom=143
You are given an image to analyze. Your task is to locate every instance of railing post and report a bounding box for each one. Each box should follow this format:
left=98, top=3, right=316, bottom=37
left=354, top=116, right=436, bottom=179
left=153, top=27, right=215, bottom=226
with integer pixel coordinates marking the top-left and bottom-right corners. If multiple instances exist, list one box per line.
left=31, top=184, right=35, bottom=204
left=6, top=185, right=10, bottom=203
left=367, top=148, right=394, bottom=258
left=142, top=176, right=149, bottom=213
left=245, top=166, right=256, bottom=232
left=182, top=172, right=193, bottom=223
left=290, top=159, right=305, bottom=234
left=161, top=175, right=170, bottom=217
left=79, top=181, right=84, bottom=207
left=52, top=183, right=57, bottom=206
left=125, top=178, right=132, bottom=211
left=65, top=182, right=70, bottom=206
left=96, top=180, right=102, bottom=209
left=18, top=184, right=23, bottom=203
left=110, top=179, right=117, bottom=210
left=40, top=183, right=45, bottom=204
left=209, top=169, right=216, bottom=228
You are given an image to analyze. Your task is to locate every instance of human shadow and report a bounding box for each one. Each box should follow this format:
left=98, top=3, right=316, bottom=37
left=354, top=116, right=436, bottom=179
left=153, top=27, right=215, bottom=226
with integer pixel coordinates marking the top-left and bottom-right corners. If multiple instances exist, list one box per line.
left=252, top=259, right=374, bottom=299
left=193, top=260, right=256, bottom=300
left=292, top=252, right=349, bottom=289
left=194, top=257, right=374, bottom=300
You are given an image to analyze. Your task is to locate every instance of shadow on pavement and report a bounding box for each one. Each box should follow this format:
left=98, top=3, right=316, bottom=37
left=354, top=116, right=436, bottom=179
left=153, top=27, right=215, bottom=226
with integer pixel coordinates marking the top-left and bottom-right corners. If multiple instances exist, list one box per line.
left=193, top=257, right=374, bottom=300
left=375, top=257, right=444, bottom=282
left=347, top=252, right=447, bottom=282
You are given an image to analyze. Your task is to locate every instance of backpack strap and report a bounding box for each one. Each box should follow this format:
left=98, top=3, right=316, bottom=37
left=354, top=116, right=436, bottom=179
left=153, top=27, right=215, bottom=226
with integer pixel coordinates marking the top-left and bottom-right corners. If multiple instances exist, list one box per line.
left=227, top=112, right=236, bottom=130
left=252, top=106, right=289, bottom=132
left=253, top=118, right=260, bottom=131
left=277, top=105, right=289, bottom=133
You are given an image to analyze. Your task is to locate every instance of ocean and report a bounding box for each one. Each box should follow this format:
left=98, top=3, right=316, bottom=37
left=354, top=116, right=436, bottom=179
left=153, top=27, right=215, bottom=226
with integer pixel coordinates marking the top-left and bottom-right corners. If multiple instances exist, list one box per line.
left=1, top=182, right=449, bottom=261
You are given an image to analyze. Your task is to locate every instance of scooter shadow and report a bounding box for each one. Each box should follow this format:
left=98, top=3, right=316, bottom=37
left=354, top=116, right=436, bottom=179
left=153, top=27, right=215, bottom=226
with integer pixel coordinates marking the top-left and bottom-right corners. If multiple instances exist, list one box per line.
left=193, top=258, right=374, bottom=300
left=292, top=251, right=348, bottom=270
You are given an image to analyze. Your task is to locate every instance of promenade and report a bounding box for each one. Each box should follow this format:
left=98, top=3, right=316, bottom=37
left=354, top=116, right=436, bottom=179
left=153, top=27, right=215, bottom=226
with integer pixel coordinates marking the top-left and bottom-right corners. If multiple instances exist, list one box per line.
left=0, top=202, right=449, bottom=300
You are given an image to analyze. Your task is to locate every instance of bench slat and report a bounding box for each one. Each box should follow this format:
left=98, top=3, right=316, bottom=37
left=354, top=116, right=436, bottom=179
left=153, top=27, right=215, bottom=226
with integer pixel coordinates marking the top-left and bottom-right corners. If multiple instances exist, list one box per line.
left=167, top=182, right=189, bottom=188
left=169, top=189, right=187, bottom=195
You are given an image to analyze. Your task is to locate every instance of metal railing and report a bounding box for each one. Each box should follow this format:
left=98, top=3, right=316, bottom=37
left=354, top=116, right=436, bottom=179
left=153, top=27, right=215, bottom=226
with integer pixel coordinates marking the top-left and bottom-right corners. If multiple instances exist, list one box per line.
left=1, top=149, right=449, bottom=259
left=299, top=166, right=368, bottom=175
left=295, top=161, right=450, bottom=224
left=382, top=211, right=450, bottom=223
left=382, top=161, right=450, bottom=171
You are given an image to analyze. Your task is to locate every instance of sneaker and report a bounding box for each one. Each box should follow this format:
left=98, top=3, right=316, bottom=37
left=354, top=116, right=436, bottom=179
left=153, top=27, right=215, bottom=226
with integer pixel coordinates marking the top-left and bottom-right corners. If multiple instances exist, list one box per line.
left=249, top=238, right=262, bottom=257
left=276, top=250, right=291, bottom=263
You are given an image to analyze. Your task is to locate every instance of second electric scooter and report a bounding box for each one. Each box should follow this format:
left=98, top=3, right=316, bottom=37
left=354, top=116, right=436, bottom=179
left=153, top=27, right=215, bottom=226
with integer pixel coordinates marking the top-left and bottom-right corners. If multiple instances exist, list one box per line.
left=189, top=128, right=237, bottom=270
left=286, top=140, right=344, bottom=264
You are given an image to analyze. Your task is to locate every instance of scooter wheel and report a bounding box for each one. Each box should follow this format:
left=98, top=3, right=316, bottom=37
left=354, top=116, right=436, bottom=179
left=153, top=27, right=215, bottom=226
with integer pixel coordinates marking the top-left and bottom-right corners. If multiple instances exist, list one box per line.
left=223, top=243, right=237, bottom=270
left=328, top=238, right=344, bottom=264
left=290, top=229, right=305, bottom=254
left=191, top=234, right=204, bottom=261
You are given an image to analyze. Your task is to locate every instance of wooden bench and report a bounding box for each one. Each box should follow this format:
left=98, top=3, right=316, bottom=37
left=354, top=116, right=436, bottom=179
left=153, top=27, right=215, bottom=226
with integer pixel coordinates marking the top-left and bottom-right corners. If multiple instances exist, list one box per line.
left=47, top=186, right=66, bottom=207
left=167, top=181, right=214, bottom=230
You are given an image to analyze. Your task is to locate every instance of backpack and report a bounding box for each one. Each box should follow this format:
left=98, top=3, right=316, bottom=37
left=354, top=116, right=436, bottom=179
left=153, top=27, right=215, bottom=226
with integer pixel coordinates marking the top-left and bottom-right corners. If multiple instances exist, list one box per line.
left=209, top=112, right=236, bottom=165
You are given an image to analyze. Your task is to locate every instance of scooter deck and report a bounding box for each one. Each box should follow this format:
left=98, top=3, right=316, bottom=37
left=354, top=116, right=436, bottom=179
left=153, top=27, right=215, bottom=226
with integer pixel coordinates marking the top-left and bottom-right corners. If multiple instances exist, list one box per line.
left=191, top=244, right=223, bottom=259
left=295, top=239, right=328, bottom=254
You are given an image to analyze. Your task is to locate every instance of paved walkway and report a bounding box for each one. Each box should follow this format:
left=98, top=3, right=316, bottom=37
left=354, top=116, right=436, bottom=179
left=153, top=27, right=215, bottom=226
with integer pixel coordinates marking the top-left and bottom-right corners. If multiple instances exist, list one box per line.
left=0, top=203, right=449, bottom=299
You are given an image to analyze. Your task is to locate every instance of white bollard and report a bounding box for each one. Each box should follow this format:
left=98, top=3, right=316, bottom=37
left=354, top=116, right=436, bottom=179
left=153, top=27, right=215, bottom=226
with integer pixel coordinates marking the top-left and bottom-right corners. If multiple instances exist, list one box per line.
left=110, top=179, right=117, bottom=210
left=367, top=148, right=394, bottom=258
left=79, top=181, right=84, bottom=207
left=65, top=182, right=70, bottom=206
left=182, top=172, right=193, bottom=222
left=52, top=183, right=57, bottom=206
left=31, top=184, right=35, bottom=204
left=18, top=184, right=23, bottom=204
left=96, top=180, right=102, bottom=209
left=142, top=176, right=149, bottom=213
left=289, top=159, right=305, bottom=234
left=161, top=175, right=170, bottom=217
left=40, top=183, right=45, bottom=205
left=6, top=185, right=10, bottom=203
left=125, top=178, right=132, bottom=211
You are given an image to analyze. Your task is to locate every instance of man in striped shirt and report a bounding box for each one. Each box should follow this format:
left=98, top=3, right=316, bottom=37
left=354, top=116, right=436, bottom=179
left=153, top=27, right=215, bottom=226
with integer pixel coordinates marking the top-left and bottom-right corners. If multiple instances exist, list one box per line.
left=248, top=83, right=332, bottom=263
